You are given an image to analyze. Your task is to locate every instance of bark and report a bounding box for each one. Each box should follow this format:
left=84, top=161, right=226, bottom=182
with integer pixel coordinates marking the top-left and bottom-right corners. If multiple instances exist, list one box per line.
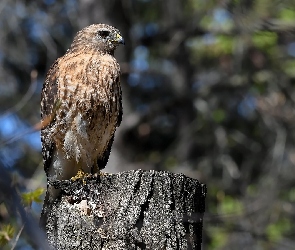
left=44, top=170, right=206, bottom=249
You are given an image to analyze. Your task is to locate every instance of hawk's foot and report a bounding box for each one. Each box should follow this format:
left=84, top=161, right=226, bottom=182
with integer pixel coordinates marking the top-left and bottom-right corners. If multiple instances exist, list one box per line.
left=71, top=169, right=91, bottom=184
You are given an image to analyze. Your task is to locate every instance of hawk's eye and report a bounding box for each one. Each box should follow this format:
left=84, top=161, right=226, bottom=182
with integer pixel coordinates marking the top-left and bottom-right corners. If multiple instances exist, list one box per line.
left=98, top=30, right=110, bottom=38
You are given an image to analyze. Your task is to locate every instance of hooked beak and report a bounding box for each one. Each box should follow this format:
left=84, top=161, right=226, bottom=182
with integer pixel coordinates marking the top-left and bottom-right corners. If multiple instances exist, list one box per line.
left=114, top=33, right=125, bottom=45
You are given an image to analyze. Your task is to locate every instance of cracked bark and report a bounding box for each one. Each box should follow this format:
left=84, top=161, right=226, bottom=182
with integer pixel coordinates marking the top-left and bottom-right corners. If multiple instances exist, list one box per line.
left=44, top=170, right=206, bottom=249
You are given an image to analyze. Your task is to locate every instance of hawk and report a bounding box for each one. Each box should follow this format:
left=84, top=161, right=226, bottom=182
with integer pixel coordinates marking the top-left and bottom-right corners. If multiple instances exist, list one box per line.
left=40, top=24, right=124, bottom=227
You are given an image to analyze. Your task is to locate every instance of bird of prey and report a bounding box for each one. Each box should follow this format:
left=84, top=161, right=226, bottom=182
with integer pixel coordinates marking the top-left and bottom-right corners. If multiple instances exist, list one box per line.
left=40, top=24, right=124, bottom=227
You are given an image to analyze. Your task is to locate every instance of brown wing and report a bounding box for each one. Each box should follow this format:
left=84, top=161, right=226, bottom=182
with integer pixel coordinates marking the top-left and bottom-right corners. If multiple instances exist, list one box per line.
left=41, top=59, right=60, bottom=175
left=97, top=75, right=123, bottom=168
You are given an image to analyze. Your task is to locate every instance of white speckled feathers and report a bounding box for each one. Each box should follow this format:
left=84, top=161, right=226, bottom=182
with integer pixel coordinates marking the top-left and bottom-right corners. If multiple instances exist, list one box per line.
left=52, top=53, right=120, bottom=169
left=40, top=24, right=123, bottom=180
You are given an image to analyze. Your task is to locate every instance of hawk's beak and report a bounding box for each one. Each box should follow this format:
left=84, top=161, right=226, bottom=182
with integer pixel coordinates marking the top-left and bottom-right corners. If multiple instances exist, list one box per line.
left=115, top=33, right=125, bottom=45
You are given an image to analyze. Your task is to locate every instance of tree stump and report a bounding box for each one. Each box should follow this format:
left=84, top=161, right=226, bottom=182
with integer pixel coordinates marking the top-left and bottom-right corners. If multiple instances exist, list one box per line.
left=44, top=170, right=206, bottom=249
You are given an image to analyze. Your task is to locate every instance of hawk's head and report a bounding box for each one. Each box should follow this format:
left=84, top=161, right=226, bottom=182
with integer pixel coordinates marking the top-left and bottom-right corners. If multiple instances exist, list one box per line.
left=70, top=24, right=125, bottom=54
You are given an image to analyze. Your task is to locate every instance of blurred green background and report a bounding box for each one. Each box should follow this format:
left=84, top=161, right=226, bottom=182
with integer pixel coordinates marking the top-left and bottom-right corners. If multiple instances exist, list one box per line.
left=0, top=0, right=295, bottom=249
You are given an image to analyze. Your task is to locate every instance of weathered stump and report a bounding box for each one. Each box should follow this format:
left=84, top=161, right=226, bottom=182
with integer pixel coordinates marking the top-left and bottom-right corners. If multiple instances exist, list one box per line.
left=45, top=170, right=206, bottom=249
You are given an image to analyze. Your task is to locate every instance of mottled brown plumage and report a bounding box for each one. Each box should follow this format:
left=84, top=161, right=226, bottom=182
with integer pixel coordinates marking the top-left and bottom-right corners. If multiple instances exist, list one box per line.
left=40, top=24, right=124, bottom=227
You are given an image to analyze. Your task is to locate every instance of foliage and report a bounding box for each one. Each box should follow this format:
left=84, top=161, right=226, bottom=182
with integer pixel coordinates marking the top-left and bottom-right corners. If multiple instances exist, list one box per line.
left=1, top=0, right=295, bottom=249
left=21, top=188, right=45, bottom=207
left=266, top=218, right=292, bottom=242
left=0, top=224, right=14, bottom=247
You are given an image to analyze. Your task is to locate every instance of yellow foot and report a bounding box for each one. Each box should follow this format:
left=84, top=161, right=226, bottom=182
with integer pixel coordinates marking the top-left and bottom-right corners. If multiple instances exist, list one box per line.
left=71, top=169, right=91, bottom=184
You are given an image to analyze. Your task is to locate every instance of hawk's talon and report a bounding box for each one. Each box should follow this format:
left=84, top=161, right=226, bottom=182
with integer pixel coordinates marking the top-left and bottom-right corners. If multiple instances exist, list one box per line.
left=71, top=169, right=91, bottom=184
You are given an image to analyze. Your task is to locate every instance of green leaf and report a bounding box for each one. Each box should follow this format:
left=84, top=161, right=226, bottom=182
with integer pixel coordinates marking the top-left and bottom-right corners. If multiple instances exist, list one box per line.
left=218, top=196, right=243, bottom=215
left=252, top=31, right=277, bottom=50
left=215, top=35, right=234, bottom=55
left=282, top=60, right=295, bottom=77
left=212, top=109, right=226, bottom=123
left=209, top=227, right=228, bottom=249
left=21, top=188, right=45, bottom=207
left=279, top=8, right=295, bottom=21
left=0, top=224, right=15, bottom=246
left=266, top=218, right=292, bottom=242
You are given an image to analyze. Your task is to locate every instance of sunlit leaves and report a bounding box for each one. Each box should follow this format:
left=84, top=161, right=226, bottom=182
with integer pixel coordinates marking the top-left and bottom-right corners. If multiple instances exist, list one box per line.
left=279, top=8, right=295, bottom=21
left=0, top=224, right=14, bottom=246
left=21, top=188, right=45, bottom=207
left=209, top=227, right=228, bottom=250
left=214, top=35, right=234, bottom=55
left=252, top=31, right=277, bottom=51
left=218, top=195, right=243, bottom=215
left=266, top=218, right=292, bottom=242
left=187, top=35, right=235, bottom=65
